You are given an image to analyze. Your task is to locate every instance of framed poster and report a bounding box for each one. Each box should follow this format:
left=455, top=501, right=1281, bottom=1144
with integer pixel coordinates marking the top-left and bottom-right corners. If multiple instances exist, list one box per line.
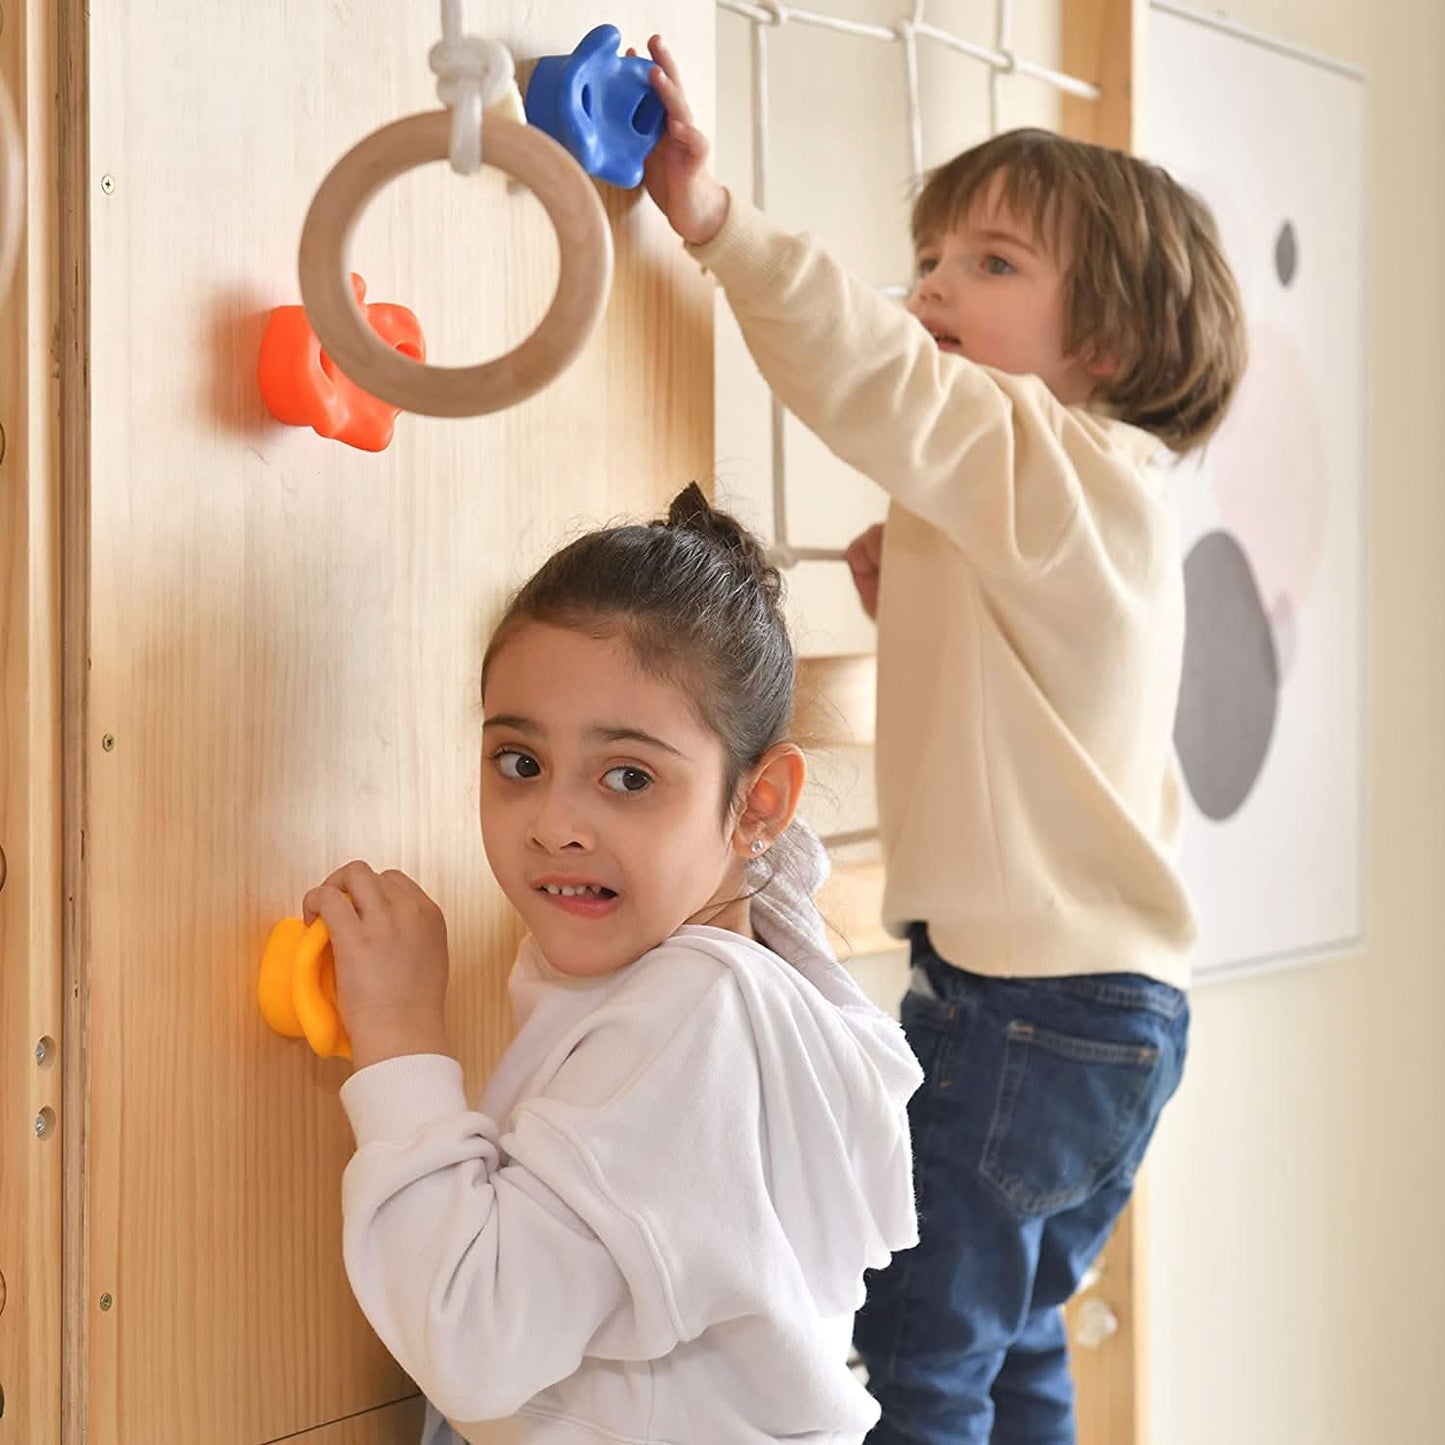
left=1148, top=3, right=1369, bottom=980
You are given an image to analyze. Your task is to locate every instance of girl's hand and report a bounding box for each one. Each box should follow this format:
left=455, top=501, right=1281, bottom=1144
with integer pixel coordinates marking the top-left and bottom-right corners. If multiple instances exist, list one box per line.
left=303, top=861, right=450, bottom=1073
left=635, top=35, right=730, bottom=245
left=845, top=524, right=885, bottom=621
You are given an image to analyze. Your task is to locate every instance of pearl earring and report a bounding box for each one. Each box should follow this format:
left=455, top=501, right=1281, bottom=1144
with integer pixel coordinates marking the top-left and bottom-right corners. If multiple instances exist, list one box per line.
left=750, top=838, right=766, bottom=855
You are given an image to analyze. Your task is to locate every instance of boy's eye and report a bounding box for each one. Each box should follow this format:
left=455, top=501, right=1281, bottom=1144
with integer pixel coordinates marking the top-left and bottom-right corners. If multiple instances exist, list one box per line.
left=983, top=254, right=1015, bottom=276
left=602, top=765, right=653, bottom=795
left=495, top=748, right=541, bottom=780
left=916, top=256, right=938, bottom=277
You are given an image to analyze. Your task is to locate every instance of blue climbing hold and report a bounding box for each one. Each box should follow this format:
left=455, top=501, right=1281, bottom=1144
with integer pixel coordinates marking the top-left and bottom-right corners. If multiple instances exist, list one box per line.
left=524, top=24, right=666, bottom=189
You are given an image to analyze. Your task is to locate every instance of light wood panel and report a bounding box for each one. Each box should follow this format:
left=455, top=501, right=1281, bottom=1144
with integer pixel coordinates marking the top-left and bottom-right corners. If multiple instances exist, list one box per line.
left=72, top=3, right=713, bottom=1441
left=793, top=653, right=876, bottom=748
left=0, top=3, right=64, bottom=1442
left=1062, top=0, right=1146, bottom=151
left=1066, top=1172, right=1151, bottom=1444
left=816, top=858, right=891, bottom=961
left=284, top=1395, right=427, bottom=1444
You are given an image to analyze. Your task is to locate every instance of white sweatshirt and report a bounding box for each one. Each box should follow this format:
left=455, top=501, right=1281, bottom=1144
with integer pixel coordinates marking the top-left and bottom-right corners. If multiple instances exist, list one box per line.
left=340, top=825, right=923, bottom=1443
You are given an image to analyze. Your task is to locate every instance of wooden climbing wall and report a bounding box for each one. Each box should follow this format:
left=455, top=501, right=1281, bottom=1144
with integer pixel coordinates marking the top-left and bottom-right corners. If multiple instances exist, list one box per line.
left=30, top=2, right=713, bottom=1441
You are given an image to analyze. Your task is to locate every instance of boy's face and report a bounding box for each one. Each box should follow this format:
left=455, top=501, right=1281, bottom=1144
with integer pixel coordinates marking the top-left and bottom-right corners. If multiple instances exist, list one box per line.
left=908, top=174, right=1100, bottom=404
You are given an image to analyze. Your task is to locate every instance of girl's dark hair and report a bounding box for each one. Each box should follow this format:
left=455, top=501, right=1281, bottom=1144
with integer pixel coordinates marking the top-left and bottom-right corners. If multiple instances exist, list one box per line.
left=481, top=484, right=795, bottom=813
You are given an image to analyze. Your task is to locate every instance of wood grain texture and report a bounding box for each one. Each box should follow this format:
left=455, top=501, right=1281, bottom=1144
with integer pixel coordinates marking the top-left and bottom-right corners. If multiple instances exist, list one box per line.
left=1061, top=0, right=1145, bottom=150
left=74, top=3, right=713, bottom=1441
left=0, top=3, right=64, bottom=1442
left=276, top=1394, right=426, bottom=1444
left=793, top=653, right=876, bottom=748
left=1066, top=1172, right=1151, bottom=1445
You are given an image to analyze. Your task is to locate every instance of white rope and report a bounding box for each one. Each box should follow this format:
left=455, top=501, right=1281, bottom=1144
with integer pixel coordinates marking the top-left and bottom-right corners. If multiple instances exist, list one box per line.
left=898, top=2, right=924, bottom=186
left=747, top=17, right=791, bottom=551
left=724, top=0, right=1104, bottom=574
left=726, top=0, right=899, bottom=43
left=718, top=0, right=1101, bottom=100
left=429, top=0, right=516, bottom=174
left=988, top=0, right=1014, bottom=133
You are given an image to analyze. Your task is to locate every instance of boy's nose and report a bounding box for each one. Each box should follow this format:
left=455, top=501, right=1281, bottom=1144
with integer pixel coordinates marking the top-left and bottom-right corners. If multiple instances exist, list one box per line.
left=908, top=273, right=945, bottom=309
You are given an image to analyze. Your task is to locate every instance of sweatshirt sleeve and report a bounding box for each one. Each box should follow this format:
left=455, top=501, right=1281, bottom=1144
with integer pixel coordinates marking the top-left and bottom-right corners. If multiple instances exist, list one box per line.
left=689, top=195, right=1095, bottom=571
left=339, top=1053, right=681, bottom=1427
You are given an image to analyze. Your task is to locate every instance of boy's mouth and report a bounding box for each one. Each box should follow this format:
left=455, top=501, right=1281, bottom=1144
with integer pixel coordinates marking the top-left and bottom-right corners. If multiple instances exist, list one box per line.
left=928, top=328, right=962, bottom=351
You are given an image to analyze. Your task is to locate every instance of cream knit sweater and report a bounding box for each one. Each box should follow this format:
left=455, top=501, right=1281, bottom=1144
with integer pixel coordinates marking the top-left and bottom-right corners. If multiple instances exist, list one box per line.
left=691, top=198, right=1197, bottom=987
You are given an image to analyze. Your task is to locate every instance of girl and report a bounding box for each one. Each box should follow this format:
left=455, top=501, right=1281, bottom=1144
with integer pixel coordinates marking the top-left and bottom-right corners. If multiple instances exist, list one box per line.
left=303, top=484, right=923, bottom=1444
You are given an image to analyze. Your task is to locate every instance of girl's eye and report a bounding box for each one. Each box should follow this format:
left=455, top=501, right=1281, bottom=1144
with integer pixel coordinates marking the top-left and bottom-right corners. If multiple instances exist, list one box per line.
left=983, top=253, right=1015, bottom=276
left=495, top=748, right=541, bottom=781
left=602, top=765, right=653, bottom=795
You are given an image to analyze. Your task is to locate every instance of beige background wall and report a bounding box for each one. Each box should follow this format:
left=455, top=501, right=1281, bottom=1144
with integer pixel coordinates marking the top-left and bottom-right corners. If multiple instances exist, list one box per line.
left=1145, top=5, right=1444, bottom=1440
left=713, top=1, right=1445, bottom=1440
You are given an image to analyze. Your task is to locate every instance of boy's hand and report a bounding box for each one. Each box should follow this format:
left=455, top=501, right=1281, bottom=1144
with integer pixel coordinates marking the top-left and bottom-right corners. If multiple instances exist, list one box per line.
left=845, top=524, right=885, bottom=621
left=303, top=862, right=450, bottom=1073
left=635, top=35, right=730, bottom=245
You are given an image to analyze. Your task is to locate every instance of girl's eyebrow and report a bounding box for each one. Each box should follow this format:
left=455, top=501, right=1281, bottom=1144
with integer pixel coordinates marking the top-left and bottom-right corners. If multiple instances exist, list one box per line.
left=483, top=714, right=540, bottom=735
left=589, top=726, right=684, bottom=758
left=483, top=715, right=684, bottom=758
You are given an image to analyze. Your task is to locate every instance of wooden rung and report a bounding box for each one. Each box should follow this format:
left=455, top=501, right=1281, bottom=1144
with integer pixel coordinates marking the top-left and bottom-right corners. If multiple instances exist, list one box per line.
left=816, top=857, right=896, bottom=960
left=792, top=652, right=877, bottom=748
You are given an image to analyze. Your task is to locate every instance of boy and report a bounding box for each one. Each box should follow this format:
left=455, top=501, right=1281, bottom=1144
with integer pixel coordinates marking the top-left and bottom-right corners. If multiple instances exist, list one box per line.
left=640, top=34, right=1246, bottom=1445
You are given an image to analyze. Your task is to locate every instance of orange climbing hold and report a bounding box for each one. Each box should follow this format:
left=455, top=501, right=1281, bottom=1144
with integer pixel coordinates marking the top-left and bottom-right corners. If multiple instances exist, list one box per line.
left=258, top=274, right=425, bottom=452
left=258, top=916, right=351, bottom=1060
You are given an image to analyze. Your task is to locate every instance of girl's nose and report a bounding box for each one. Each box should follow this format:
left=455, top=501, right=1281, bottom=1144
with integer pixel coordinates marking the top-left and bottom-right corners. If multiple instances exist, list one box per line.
left=528, top=785, right=594, bottom=853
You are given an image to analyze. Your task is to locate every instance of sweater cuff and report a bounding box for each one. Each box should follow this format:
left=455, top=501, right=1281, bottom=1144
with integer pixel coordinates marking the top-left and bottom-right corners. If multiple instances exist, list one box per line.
left=340, top=1053, right=469, bottom=1147
left=685, top=193, right=790, bottom=297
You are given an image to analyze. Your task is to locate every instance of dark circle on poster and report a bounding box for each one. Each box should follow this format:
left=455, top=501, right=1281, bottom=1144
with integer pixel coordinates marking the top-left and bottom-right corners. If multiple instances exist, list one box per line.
left=1174, top=530, right=1281, bottom=821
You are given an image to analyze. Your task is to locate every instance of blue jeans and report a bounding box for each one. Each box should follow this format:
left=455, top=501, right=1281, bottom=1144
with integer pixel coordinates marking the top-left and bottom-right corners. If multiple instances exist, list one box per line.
left=854, top=927, right=1189, bottom=1445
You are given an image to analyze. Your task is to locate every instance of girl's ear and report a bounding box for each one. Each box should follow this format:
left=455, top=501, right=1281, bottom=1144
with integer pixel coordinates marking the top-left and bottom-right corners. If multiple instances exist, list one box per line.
left=731, top=743, right=806, bottom=860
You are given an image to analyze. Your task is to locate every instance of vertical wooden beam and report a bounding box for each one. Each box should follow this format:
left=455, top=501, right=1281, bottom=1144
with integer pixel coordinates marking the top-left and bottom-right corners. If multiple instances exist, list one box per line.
left=0, top=3, right=65, bottom=1442
left=1065, top=1173, right=1152, bottom=1445
left=1061, top=0, right=1146, bottom=153
left=57, top=0, right=92, bottom=1439
left=1059, top=10, right=1151, bottom=1445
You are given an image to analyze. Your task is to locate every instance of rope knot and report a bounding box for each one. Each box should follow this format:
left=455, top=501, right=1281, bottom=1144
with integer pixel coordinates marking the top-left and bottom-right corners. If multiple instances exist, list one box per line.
left=428, top=34, right=515, bottom=173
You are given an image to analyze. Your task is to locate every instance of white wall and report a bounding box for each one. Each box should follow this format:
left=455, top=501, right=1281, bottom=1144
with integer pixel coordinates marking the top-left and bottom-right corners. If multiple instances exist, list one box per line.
left=1144, top=4, right=1445, bottom=1439
left=712, top=2, right=1445, bottom=1440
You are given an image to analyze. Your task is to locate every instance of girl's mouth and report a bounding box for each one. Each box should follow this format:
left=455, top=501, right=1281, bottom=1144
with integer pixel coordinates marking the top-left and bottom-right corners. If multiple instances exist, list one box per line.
left=537, top=883, right=620, bottom=919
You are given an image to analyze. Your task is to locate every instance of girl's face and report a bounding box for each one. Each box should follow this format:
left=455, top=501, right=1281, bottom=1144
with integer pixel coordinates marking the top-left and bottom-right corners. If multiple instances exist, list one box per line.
left=480, top=622, right=752, bottom=978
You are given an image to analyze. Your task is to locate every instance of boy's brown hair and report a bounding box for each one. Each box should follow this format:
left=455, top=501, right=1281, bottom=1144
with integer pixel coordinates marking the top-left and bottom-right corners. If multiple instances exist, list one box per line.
left=912, top=128, right=1247, bottom=453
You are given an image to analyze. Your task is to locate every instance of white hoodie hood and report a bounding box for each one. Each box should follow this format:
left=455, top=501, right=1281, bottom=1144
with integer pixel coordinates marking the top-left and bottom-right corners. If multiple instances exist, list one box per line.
left=341, top=820, right=922, bottom=1443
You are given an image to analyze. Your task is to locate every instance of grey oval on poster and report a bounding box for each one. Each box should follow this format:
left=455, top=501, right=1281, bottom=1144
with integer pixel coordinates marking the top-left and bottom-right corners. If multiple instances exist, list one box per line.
left=1275, top=220, right=1299, bottom=287
left=1175, top=530, right=1281, bottom=822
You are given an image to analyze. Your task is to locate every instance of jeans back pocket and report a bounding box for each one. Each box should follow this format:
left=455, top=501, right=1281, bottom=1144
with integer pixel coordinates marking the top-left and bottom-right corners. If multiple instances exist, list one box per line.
left=980, top=1021, right=1163, bottom=1217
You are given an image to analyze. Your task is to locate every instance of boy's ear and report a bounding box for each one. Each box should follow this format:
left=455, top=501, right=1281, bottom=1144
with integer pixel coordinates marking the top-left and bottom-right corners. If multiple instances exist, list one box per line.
left=731, top=743, right=806, bottom=859
left=1083, top=346, right=1120, bottom=381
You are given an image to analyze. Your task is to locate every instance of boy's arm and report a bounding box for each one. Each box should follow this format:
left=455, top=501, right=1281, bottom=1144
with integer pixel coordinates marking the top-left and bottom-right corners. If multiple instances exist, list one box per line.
left=691, top=196, right=1084, bottom=568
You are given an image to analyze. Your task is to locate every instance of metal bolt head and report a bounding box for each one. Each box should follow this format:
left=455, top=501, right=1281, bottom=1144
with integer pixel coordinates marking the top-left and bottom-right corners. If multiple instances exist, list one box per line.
left=102, top=733, right=116, bottom=752
left=100, top=174, right=115, bottom=195
left=34, top=1106, right=56, bottom=1140
left=99, top=1292, right=114, bottom=1312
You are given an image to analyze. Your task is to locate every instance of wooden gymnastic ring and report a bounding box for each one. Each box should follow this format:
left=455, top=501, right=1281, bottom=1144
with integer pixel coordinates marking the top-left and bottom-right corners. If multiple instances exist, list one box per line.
left=298, top=110, right=612, bottom=418
left=0, top=78, right=23, bottom=303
